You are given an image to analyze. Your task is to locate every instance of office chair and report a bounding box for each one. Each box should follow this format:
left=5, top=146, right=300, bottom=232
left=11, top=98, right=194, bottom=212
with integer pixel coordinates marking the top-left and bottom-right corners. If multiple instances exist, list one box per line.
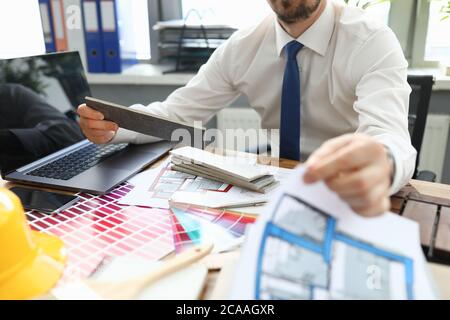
left=407, top=75, right=436, bottom=182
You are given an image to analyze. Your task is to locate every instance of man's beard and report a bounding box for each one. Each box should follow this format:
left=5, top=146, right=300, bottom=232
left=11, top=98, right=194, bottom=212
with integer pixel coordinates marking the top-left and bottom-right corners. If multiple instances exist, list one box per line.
left=270, top=0, right=322, bottom=24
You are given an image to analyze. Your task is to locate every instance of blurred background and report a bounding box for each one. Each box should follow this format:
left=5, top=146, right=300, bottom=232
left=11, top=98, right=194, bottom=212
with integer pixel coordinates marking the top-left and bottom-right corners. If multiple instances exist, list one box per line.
left=0, top=0, right=449, bottom=183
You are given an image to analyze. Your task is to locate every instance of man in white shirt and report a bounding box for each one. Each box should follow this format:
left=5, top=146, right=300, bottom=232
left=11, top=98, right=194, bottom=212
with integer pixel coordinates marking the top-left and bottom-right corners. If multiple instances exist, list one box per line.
left=77, top=0, right=416, bottom=217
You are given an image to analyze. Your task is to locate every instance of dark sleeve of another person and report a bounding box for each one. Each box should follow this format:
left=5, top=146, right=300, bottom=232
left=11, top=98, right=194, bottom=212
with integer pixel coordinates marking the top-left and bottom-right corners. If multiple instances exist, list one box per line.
left=0, top=83, right=85, bottom=169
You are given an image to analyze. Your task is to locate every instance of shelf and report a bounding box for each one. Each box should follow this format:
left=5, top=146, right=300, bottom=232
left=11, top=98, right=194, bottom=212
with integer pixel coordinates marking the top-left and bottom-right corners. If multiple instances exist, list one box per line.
left=86, top=63, right=450, bottom=91
left=86, top=63, right=195, bottom=86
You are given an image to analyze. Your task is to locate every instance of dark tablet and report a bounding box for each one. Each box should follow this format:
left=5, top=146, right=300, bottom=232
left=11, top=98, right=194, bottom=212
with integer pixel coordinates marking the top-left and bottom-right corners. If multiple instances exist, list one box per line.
left=85, top=96, right=205, bottom=148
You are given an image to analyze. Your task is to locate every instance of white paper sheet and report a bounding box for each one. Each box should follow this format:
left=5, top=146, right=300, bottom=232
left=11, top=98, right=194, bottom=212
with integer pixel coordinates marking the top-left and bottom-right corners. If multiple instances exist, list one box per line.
left=229, top=167, right=437, bottom=300
left=127, top=167, right=161, bottom=187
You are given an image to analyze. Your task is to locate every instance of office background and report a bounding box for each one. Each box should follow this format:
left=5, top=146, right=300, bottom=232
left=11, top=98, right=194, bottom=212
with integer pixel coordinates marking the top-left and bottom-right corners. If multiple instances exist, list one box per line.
left=90, top=0, right=450, bottom=184
left=2, top=0, right=450, bottom=182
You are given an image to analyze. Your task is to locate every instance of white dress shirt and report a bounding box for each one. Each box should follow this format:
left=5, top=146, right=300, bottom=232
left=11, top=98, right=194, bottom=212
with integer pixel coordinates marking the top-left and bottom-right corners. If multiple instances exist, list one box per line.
left=111, top=0, right=416, bottom=193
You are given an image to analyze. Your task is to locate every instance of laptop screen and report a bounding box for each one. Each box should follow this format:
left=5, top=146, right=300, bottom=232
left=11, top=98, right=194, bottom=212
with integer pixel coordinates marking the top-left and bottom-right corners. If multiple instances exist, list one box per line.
left=0, top=52, right=90, bottom=176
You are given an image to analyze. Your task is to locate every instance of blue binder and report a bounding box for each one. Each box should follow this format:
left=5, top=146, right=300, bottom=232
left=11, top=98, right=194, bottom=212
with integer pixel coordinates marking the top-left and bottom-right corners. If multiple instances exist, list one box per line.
left=82, top=0, right=104, bottom=73
left=99, top=0, right=122, bottom=73
left=38, top=0, right=56, bottom=53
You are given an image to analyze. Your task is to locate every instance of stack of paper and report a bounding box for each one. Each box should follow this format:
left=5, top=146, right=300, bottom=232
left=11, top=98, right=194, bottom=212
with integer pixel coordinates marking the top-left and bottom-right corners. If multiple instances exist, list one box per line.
left=170, top=147, right=278, bottom=193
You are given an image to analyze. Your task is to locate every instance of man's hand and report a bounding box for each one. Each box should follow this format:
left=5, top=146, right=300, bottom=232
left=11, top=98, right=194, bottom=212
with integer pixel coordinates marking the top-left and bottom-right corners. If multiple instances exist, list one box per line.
left=77, top=104, right=119, bottom=144
left=303, top=134, right=394, bottom=217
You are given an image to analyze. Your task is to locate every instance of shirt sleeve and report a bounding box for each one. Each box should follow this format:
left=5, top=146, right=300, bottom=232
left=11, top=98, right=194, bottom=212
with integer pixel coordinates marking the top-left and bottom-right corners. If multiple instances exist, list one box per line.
left=111, top=38, right=241, bottom=145
left=350, top=28, right=417, bottom=194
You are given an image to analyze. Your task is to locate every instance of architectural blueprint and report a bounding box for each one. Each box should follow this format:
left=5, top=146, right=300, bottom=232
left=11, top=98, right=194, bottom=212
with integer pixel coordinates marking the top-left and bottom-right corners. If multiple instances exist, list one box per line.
left=230, top=168, right=436, bottom=300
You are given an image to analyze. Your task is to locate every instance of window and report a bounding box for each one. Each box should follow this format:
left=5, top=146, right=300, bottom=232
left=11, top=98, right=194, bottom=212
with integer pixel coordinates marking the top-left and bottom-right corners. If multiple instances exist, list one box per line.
left=117, top=0, right=151, bottom=60
left=361, top=1, right=391, bottom=25
left=338, top=0, right=391, bottom=24
left=130, top=0, right=151, bottom=60
left=181, top=0, right=271, bottom=28
left=0, top=0, right=45, bottom=59
left=425, top=0, right=450, bottom=62
left=182, top=0, right=390, bottom=29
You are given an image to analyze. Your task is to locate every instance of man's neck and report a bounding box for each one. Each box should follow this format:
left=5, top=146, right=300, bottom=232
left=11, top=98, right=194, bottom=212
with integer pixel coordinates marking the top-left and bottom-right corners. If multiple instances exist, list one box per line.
left=278, top=0, right=327, bottom=39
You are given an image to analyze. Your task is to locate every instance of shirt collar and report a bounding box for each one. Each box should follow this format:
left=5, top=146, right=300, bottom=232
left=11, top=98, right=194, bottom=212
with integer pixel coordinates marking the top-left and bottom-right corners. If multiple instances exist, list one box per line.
left=275, top=0, right=335, bottom=57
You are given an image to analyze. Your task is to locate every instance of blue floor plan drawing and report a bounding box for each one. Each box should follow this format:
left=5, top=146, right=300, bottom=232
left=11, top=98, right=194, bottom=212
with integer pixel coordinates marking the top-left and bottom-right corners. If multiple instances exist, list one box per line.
left=255, top=193, right=414, bottom=300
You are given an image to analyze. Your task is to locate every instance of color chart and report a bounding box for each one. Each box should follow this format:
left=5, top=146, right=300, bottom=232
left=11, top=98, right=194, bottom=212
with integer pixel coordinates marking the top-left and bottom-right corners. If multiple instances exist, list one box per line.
left=169, top=203, right=257, bottom=252
left=26, top=183, right=175, bottom=283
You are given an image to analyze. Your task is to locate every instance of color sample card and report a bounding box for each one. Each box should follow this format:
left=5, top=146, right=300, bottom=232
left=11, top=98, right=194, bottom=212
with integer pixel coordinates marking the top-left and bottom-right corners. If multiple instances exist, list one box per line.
left=172, top=204, right=257, bottom=237
left=169, top=204, right=257, bottom=253
left=26, top=183, right=174, bottom=282
left=169, top=210, right=196, bottom=252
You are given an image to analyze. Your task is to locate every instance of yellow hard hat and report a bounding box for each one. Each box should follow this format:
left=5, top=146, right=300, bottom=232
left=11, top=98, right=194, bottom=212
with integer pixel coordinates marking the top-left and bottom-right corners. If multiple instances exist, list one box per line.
left=0, top=188, right=67, bottom=299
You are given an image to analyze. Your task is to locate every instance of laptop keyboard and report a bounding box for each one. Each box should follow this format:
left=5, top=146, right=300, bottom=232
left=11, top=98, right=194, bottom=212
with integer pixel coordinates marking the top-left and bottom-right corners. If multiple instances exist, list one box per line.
left=27, top=143, right=128, bottom=181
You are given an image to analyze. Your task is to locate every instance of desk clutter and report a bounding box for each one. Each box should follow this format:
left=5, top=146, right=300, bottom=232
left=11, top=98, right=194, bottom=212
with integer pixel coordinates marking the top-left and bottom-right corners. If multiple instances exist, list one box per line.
left=392, top=185, right=450, bottom=265
left=25, top=182, right=257, bottom=296
left=118, top=148, right=291, bottom=210
left=8, top=147, right=449, bottom=300
left=19, top=148, right=272, bottom=298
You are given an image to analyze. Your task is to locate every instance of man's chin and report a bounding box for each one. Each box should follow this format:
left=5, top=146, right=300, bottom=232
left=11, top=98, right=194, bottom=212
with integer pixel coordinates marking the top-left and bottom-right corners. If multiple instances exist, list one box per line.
left=276, top=14, right=306, bottom=24
left=271, top=0, right=322, bottom=24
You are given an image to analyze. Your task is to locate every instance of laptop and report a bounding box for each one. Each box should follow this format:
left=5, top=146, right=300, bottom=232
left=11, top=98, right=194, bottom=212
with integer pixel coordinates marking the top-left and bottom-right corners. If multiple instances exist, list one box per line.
left=1, top=52, right=174, bottom=194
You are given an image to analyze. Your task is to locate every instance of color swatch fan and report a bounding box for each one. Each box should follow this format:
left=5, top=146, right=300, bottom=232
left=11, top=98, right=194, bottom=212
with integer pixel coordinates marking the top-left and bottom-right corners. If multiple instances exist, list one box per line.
left=169, top=203, right=256, bottom=253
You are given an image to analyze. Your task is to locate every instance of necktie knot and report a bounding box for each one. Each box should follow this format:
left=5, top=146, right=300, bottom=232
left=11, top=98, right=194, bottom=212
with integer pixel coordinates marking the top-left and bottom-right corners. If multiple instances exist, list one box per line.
left=284, top=40, right=304, bottom=60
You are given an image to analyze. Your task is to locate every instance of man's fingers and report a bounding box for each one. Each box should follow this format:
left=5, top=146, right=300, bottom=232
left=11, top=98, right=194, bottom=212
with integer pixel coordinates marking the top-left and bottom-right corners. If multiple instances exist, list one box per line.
left=342, top=180, right=390, bottom=213
left=357, top=197, right=391, bottom=217
left=82, top=130, right=115, bottom=144
left=87, top=129, right=116, bottom=138
left=83, top=119, right=118, bottom=131
left=94, top=131, right=116, bottom=144
left=305, top=134, right=354, bottom=166
left=78, top=104, right=104, bottom=120
left=326, top=165, right=385, bottom=197
left=78, top=104, right=117, bottom=144
left=303, top=134, right=391, bottom=218
left=304, top=139, right=385, bottom=183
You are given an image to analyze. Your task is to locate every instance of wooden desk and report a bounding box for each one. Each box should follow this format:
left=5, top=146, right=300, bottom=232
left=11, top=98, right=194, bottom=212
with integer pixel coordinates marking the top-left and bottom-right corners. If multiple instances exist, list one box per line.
left=2, top=152, right=450, bottom=299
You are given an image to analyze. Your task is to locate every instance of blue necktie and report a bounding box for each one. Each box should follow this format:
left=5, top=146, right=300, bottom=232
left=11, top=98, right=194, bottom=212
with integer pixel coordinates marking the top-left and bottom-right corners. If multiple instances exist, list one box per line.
left=280, top=40, right=303, bottom=160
